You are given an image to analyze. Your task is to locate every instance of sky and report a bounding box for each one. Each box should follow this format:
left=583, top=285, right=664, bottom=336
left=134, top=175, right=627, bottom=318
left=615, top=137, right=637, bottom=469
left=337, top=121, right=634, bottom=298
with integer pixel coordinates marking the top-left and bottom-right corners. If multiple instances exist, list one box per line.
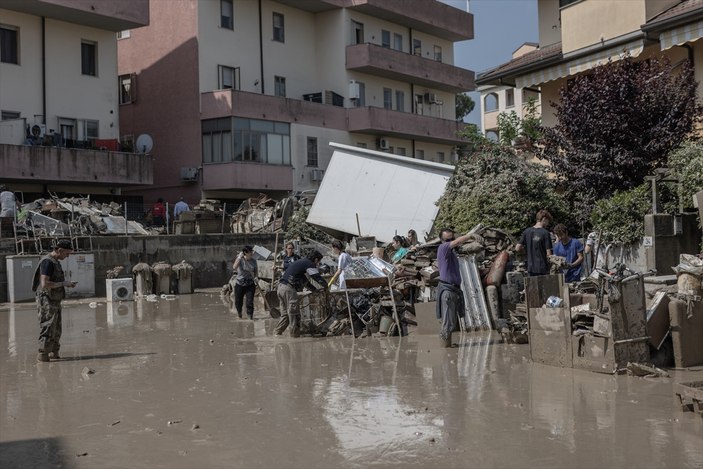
left=441, top=0, right=539, bottom=126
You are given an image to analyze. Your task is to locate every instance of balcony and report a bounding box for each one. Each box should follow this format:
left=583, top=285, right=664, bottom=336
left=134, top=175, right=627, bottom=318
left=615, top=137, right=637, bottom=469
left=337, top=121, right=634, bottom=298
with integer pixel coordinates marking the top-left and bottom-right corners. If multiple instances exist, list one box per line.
left=347, top=107, right=467, bottom=145
left=2, top=0, right=149, bottom=31
left=202, top=162, right=293, bottom=192
left=345, top=0, right=473, bottom=42
left=0, top=144, right=153, bottom=186
left=272, top=0, right=346, bottom=13
left=201, top=90, right=348, bottom=131
left=346, top=43, right=474, bottom=93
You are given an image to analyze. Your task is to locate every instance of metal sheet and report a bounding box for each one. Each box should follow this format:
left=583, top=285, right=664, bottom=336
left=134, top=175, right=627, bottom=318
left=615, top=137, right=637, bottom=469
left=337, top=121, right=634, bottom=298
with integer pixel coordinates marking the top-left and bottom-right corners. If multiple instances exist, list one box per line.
left=306, top=143, right=454, bottom=243
left=458, top=255, right=492, bottom=331
left=102, top=217, right=149, bottom=235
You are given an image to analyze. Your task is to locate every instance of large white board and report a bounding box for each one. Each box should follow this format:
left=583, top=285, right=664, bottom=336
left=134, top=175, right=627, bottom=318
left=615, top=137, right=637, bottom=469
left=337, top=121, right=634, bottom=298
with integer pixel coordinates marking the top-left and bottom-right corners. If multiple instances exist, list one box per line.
left=307, top=143, right=454, bottom=243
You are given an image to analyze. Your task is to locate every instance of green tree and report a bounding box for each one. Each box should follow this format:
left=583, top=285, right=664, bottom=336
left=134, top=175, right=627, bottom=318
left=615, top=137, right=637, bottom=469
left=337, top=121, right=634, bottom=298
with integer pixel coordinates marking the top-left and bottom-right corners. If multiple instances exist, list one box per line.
left=455, top=93, right=475, bottom=121
left=667, top=141, right=703, bottom=211
left=435, top=144, right=571, bottom=239
left=497, top=110, right=520, bottom=145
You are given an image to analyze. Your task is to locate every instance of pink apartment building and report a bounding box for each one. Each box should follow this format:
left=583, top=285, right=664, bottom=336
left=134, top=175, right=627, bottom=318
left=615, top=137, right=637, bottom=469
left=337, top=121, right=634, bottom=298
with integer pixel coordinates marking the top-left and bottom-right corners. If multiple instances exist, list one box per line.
left=117, top=0, right=475, bottom=206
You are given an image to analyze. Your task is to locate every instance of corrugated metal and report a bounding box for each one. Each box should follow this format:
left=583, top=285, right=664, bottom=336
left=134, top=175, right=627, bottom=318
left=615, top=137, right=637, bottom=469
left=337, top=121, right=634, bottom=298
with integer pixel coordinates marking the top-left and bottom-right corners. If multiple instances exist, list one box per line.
left=306, top=143, right=454, bottom=244
left=458, top=255, right=492, bottom=331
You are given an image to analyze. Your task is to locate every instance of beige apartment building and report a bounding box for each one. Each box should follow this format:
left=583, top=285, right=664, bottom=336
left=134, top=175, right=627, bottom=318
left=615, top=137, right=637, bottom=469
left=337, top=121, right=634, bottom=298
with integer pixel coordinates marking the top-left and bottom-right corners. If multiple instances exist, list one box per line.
left=479, top=42, right=541, bottom=141
left=117, top=0, right=475, bottom=204
left=476, top=0, right=703, bottom=128
left=0, top=0, right=152, bottom=196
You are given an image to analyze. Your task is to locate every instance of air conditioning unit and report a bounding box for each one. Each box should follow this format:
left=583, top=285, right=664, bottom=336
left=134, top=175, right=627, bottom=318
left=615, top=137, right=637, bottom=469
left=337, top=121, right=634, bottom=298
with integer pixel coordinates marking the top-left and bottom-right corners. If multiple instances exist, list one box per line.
left=349, top=80, right=360, bottom=100
left=29, top=124, right=46, bottom=138
left=424, top=93, right=439, bottom=104
left=310, top=169, right=324, bottom=181
left=378, top=137, right=390, bottom=150
left=180, top=167, right=199, bottom=181
left=106, top=278, right=134, bottom=302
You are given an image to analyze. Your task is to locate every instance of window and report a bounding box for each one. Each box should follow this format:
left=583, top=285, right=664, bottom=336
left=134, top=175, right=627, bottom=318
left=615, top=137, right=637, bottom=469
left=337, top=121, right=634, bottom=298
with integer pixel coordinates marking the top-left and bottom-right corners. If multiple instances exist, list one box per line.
left=413, top=38, right=421, bottom=56
left=415, top=149, right=424, bottom=160
left=437, top=151, right=445, bottom=163
left=484, top=93, right=499, bottom=112
left=505, top=89, right=515, bottom=108
left=353, top=81, right=366, bottom=107
left=85, top=120, right=99, bottom=142
left=486, top=130, right=499, bottom=142
left=357, top=142, right=367, bottom=148
left=352, top=20, right=364, bottom=44
left=0, top=26, right=18, bottom=64
left=383, top=88, right=392, bottom=110
left=117, top=30, right=130, bottom=39
left=273, top=12, right=284, bottom=42
left=1, top=110, right=20, bottom=120
left=202, top=118, right=290, bottom=165
left=393, top=33, right=403, bottom=51
left=434, top=45, right=442, bottom=62
left=59, top=117, right=77, bottom=141
left=396, top=147, right=406, bottom=156
left=381, top=30, right=390, bottom=48
left=221, top=0, right=234, bottom=29
left=307, top=137, right=318, bottom=167
left=395, top=90, right=405, bottom=112
left=274, top=76, right=286, bottom=97
left=119, top=74, right=136, bottom=104
left=81, top=40, right=97, bottom=76
left=218, top=65, right=240, bottom=90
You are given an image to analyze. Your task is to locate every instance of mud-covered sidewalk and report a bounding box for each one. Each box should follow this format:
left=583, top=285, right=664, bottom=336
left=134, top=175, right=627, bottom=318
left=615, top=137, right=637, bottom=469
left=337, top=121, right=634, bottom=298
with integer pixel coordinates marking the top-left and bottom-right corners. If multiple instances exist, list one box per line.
left=1, top=292, right=702, bottom=468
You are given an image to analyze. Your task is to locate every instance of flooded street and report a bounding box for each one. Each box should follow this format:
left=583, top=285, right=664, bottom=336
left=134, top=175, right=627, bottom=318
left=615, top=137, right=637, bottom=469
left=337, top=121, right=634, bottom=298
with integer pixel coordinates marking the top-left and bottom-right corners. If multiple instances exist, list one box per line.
left=1, top=292, right=702, bottom=468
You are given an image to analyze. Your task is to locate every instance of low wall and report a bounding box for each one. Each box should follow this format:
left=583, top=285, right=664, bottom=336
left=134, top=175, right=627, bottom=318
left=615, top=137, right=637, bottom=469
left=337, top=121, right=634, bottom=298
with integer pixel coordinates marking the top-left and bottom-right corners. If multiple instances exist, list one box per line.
left=0, top=234, right=280, bottom=302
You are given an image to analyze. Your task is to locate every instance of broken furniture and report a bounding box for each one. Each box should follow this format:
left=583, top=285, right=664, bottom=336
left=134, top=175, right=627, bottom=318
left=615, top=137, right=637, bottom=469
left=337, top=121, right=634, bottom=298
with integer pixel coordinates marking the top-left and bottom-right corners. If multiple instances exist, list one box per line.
left=674, top=381, right=703, bottom=420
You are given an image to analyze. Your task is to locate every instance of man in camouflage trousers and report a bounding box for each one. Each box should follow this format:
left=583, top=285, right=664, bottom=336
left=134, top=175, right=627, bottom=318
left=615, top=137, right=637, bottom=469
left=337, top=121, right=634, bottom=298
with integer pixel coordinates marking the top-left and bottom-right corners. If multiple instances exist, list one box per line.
left=32, top=239, right=77, bottom=362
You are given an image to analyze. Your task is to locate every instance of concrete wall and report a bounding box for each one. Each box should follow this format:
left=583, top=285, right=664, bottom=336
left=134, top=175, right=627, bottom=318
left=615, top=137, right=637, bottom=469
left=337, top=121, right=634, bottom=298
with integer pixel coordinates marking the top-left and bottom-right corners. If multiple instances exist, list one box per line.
left=537, top=0, right=561, bottom=47
left=0, top=234, right=279, bottom=303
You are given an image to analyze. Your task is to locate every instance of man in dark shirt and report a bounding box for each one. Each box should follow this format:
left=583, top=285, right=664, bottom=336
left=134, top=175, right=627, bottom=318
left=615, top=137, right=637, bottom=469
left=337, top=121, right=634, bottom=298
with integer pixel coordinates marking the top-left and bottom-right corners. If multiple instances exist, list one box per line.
left=516, top=209, right=553, bottom=276
left=274, top=251, right=326, bottom=337
left=436, top=228, right=471, bottom=347
left=32, top=239, right=77, bottom=362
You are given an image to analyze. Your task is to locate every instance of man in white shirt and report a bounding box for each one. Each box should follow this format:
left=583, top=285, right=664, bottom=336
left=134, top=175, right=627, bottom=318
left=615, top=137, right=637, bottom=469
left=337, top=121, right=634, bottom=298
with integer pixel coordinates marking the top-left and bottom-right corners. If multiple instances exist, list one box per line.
left=173, top=197, right=190, bottom=220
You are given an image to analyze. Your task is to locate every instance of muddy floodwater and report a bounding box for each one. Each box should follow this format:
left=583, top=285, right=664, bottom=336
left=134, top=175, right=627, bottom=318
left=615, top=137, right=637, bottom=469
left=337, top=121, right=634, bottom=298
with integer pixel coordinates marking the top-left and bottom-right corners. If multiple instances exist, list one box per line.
left=1, top=292, right=702, bottom=468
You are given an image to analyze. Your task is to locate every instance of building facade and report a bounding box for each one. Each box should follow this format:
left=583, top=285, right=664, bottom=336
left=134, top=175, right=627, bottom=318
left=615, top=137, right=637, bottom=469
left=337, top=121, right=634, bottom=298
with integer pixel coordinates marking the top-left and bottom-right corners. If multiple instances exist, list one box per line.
left=117, top=0, right=475, bottom=205
left=0, top=0, right=152, bottom=196
left=476, top=0, right=703, bottom=128
left=478, top=42, right=541, bottom=141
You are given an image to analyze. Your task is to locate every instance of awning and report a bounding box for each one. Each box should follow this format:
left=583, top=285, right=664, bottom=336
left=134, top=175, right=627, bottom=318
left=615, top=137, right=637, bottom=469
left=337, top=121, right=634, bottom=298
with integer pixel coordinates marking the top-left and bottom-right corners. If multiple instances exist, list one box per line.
left=516, top=39, right=645, bottom=88
left=659, top=20, right=703, bottom=50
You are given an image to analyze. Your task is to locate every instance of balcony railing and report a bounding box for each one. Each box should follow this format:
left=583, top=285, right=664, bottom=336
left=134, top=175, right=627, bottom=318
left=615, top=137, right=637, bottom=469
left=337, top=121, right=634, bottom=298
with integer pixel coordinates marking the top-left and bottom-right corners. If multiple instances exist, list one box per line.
left=346, top=43, right=474, bottom=93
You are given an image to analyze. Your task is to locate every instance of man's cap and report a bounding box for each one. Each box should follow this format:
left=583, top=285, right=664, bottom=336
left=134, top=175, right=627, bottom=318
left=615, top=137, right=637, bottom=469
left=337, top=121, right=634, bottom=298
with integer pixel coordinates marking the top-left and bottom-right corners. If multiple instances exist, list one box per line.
left=55, top=239, right=73, bottom=250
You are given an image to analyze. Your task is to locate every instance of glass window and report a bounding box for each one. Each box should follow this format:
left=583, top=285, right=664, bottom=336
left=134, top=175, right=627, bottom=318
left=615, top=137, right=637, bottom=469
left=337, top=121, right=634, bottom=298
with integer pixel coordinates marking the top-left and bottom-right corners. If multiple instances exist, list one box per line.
left=395, top=90, right=404, bottom=112
left=351, top=20, right=364, bottom=45
left=251, top=120, right=274, bottom=132
left=221, top=0, right=234, bottom=29
left=203, top=118, right=290, bottom=166
left=119, top=74, right=135, bottom=104
left=396, top=147, right=406, bottom=156
left=484, top=93, right=499, bottom=112
left=413, top=38, right=421, bottom=56
left=219, top=65, right=239, bottom=90
left=307, top=137, right=318, bottom=167
left=486, top=130, right=499, bottom=142
left=1, top=110, right=20, bottom=120
left=393, top=33, right=403, bottom=51
left=434, top=45, right=442, bottom=62
left=203, top=134, right=213, bottom=163
left=274, top=76, right=286, bottom=97
left=86, top=120, right=98, bottom=141
left=1, top=26, right=19, bottom=64
left=383, top=88, right=392, bottom=110
left=381, top=30, right=390, bottom=48
left=273, top=12, right=284, bottom=42
left=505, top=89, right=515, bottom=108
left=268, top=134, right=284, bottom=165
left=415, top=149, right=424, bottom=160
left=81, top=40, right=97, bottom=76
left=437, top=151, right=445, bottom=163
left=274, top=122, right=289, bottom=134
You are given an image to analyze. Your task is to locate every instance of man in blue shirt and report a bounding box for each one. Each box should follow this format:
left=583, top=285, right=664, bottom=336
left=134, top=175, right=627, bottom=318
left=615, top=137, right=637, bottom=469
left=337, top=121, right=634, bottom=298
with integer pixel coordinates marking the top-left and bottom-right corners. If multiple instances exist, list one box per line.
left=553, top=224, right=584, bottom=282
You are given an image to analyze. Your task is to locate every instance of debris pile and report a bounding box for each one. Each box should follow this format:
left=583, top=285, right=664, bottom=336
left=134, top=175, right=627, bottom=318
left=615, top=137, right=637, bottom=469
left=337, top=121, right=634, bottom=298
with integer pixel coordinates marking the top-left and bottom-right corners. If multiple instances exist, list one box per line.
left=230, top=194, right=298, bottom=234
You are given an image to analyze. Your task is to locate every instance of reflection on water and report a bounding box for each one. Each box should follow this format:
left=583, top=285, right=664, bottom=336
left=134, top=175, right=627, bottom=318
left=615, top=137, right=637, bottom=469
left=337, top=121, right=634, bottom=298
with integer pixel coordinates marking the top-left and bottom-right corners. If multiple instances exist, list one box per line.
left=0, top=293, right=702, bottom=468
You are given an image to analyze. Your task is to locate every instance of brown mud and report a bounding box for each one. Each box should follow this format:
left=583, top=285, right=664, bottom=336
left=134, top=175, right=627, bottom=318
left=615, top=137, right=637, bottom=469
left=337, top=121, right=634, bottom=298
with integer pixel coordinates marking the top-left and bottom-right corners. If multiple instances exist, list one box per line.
left=1, top=292, right=702, bottom=468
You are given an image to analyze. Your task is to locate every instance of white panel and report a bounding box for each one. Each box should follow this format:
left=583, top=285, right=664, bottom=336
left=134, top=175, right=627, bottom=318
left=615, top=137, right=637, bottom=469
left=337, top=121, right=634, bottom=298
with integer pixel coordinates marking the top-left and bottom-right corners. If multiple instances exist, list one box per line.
left=307, top=143, right=453, bottom=243
left=60, top=253, right=95, bottom=298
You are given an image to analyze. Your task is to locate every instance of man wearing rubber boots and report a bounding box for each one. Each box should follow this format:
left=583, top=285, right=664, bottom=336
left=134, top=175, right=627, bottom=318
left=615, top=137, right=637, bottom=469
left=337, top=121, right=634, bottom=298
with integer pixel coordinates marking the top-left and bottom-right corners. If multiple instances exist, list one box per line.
left=274, top=251, right=326, bottom=338
left=436, top=228, right=470, bottom=347
left=32, top=239, right=77, bottom=362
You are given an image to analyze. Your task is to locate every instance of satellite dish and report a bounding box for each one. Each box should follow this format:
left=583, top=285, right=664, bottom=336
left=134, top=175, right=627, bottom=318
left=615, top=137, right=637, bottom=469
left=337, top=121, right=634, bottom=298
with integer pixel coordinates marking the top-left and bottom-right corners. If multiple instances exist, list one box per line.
left=135, top=134, right=154, bottom=154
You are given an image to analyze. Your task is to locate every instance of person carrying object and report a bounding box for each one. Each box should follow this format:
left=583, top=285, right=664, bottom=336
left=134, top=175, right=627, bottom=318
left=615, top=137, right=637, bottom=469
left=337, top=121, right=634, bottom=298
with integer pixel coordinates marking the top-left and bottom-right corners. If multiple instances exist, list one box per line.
left=274, top=251, right=326, bottom=338
left=436, top=228, right=470, bottom=348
